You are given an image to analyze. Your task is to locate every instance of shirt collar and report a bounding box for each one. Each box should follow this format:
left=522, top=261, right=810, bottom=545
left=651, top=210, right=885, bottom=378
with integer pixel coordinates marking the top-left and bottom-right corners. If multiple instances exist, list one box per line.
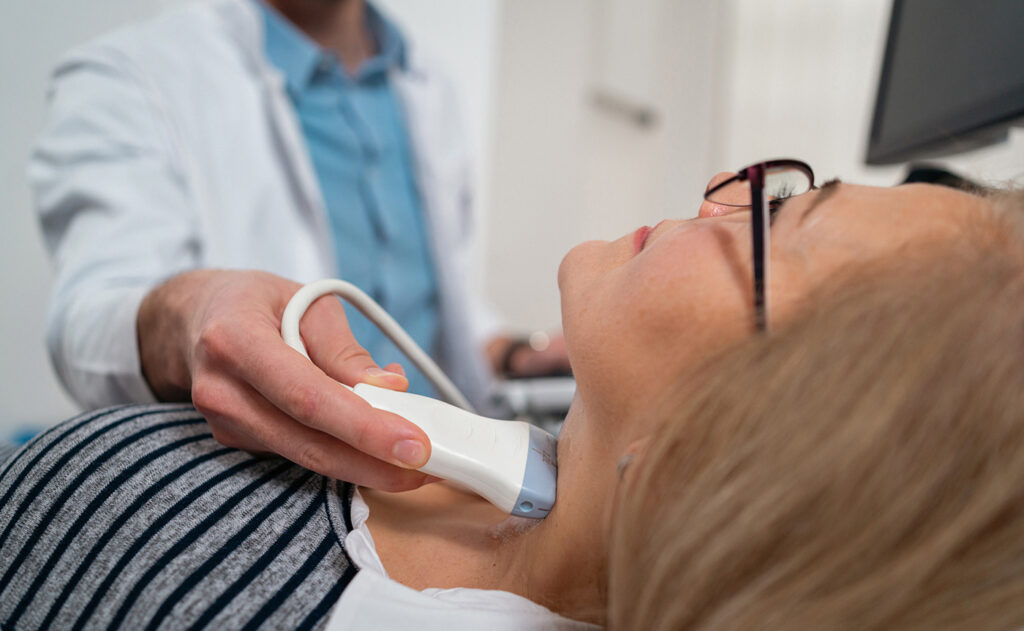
left=257, top=1, right=407, bottom=93
left=360, top=4, right=407, bottom=78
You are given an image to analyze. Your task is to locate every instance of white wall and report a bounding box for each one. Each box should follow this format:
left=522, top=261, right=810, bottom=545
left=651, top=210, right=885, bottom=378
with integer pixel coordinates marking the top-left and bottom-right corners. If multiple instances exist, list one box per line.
left=714, top=0, right=1024, bottom=186
left=485, top=0, right=725, bottom=331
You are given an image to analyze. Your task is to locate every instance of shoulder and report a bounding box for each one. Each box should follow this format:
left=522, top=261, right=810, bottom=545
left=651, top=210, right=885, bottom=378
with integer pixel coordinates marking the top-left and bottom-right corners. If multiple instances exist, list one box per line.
left=0, top=404, right=211, bottom=497
left=53, top=0, right=257, bottom=88
left=0, top=404, right=242, bottom=547
left=0, top=404, right=345, bottom=541
left=0, top=404, right=358, bottom=629
left=42, top=0, right=268, bottom=147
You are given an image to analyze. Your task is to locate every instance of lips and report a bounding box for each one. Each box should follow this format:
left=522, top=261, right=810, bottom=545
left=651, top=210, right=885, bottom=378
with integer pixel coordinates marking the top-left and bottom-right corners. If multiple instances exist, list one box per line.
left=634, top=226, right=652, bottom=254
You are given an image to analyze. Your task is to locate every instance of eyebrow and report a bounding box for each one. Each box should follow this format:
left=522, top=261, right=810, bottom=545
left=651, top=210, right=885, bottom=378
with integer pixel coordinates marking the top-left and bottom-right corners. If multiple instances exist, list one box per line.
left=797, top=178, right=843, bottom=223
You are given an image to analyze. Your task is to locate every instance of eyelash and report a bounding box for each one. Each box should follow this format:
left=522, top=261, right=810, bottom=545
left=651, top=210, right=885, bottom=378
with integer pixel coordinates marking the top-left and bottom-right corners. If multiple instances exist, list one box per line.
left=771, top=186, right=796, bottom=209
left=773, top=183, right=797, bottom=200
left=767, top=182, right=803, bottom=224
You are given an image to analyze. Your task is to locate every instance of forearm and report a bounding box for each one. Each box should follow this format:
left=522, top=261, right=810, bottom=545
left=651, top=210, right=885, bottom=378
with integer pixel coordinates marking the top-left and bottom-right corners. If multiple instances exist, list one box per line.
left=33, top=48, right=202, bottom=407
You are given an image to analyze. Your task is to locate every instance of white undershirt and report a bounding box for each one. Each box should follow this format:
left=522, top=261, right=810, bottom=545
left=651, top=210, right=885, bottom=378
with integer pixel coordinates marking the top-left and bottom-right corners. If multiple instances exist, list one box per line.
left=325, top=487, right=602, bottom=631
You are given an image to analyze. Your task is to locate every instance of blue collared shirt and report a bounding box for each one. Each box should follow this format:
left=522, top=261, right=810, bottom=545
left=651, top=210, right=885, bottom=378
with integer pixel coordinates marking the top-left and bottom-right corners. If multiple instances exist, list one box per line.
left=260, top=2, right=439, bottom=396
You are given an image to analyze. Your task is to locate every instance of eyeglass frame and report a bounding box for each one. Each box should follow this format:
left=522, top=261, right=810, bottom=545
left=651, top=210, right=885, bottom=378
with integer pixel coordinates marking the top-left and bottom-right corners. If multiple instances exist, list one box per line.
left=703, top=159, right=816, bottom=332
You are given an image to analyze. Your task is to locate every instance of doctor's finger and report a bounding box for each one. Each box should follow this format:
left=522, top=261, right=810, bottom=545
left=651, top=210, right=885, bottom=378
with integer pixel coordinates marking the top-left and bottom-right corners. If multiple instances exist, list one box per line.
left=300, top=294, right=409, bottom=392
left=215, top=324, right=431, bottom=470
left=194, top=374, right=433, bottom=491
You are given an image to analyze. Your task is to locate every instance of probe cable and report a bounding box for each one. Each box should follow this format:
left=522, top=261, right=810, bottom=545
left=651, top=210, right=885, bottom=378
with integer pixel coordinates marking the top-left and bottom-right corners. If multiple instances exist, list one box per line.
left=281, top=279, right=475, bottom=413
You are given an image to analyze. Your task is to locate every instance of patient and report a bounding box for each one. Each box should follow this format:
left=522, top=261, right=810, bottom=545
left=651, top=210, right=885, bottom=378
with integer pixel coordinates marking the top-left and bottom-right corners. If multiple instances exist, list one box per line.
left=609, top=190, right=1024, bottom=630
left=0, top=163, right=1016, bottom=629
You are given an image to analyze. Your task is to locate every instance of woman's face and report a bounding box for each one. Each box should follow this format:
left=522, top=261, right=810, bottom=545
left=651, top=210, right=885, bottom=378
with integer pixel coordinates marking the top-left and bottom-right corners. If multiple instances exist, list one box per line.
left=558, top=177, right=983, bottom=425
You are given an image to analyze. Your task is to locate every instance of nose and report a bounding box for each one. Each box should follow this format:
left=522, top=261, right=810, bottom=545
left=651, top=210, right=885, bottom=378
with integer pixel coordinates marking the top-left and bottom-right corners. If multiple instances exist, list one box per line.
left=699, top=171, right=743, bottom=218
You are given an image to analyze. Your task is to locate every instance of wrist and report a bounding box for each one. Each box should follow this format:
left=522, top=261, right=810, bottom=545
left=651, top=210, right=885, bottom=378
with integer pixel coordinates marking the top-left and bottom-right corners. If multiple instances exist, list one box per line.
left=489, top=332, right=553, bottom=378
left=137, top=271, right=209, bottom=401
left=499, top=338, right=532, bottom=377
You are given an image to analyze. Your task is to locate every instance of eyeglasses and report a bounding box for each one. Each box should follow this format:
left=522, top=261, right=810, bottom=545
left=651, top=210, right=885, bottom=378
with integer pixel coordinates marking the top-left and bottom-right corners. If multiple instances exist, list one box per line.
left=703, top=159, right=816, bottom=332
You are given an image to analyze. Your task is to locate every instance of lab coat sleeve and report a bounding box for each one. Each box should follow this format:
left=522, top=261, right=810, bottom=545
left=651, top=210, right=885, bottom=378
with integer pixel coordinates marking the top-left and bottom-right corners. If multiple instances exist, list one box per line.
left=31, top=45, right=201, bottom=409
left=469, top=289, right=502, bottom=354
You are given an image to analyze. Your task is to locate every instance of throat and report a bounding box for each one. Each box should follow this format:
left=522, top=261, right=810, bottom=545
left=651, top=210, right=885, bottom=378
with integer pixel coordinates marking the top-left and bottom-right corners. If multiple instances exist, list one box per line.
left=360, top=483, right=537, bottom=592
left=358, top=481, right=607, bottom=626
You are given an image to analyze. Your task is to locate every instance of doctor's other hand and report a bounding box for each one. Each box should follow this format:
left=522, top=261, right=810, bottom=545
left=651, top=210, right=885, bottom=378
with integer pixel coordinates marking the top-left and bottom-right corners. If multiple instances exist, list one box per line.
left=489, top=332, right=572, bottom=379
left=136, top=269, right=436, bottom=491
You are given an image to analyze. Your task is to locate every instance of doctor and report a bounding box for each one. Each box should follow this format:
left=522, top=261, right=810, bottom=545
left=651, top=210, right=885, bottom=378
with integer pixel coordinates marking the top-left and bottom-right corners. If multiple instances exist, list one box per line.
left=32, top=0, right=569, bottom=490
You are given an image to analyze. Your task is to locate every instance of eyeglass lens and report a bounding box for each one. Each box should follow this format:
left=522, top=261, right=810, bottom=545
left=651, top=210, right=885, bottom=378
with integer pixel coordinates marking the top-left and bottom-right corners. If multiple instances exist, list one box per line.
left=706, top=165, right=813, bottom=207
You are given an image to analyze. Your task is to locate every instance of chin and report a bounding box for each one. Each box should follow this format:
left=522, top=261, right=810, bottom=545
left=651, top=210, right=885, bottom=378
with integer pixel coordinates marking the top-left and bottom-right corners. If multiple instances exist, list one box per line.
left=557, top=239, right=609, bottom=292
left=556, top=248, right=577, bottom=293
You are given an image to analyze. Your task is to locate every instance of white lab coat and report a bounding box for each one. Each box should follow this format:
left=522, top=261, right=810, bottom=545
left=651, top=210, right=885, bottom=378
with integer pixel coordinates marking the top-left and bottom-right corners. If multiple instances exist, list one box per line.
left=31, top=0, right=499, bottom=412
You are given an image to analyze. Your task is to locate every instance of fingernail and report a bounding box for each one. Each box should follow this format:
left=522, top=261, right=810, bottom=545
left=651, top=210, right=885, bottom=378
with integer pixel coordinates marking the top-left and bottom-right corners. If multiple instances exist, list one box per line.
left=392, top=439, right=427, bottom=468
left=364, top=367, right=403, bottom=379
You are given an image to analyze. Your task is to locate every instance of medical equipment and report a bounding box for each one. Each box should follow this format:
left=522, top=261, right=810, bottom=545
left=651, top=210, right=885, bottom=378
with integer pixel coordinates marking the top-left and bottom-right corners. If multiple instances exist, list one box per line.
left=282, top=279, right=558, bottom=519
left=867, top=0, right=1024, bottom=164
left=490, top=376, right=575, bottom=436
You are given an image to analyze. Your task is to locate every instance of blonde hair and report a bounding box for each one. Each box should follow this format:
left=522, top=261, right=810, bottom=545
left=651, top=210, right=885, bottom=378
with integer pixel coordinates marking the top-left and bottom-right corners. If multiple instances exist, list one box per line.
left=610, top=191, right=1024, bottom=630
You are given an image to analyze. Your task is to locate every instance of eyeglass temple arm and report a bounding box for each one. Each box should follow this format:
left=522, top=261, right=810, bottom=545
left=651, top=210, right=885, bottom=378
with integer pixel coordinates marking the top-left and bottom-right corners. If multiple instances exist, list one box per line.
left=748, top=167, right=770, bottom=332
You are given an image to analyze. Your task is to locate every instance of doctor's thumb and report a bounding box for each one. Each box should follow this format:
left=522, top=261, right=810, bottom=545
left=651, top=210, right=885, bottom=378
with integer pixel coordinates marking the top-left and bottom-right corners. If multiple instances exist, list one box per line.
left=328, top=345, right=408, bottom=391
left=297, top=295, right=410, bottom=392
left=361, top=363, right=409, bottom=391
left=319, top=343, right=408, bottom=392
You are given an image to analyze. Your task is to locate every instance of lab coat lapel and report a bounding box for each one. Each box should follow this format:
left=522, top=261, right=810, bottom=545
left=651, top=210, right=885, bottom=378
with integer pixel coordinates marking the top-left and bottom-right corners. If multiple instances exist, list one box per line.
left=392, top=57, right=492, bottom=409
left=212, top=0, right=335, bottom=273
left=391, top=63, right=471, bottom=272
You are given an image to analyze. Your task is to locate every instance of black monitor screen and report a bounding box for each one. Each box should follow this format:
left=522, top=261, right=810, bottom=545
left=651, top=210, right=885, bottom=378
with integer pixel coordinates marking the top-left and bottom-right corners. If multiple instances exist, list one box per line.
left=866, top=0, right=1024, bottom=165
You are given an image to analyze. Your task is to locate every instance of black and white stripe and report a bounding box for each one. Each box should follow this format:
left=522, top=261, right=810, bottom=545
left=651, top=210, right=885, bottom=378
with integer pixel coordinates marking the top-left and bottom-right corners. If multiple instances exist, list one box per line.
left=0, top=404, right=359, bottom=630
left=0, top=442, right=19, bottom=468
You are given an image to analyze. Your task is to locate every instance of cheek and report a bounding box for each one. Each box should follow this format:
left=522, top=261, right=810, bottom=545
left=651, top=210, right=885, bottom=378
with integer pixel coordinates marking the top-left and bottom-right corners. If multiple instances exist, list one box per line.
left=626, top=273, right=746, bottom=384
left=631, top=230, right=751, bottom=346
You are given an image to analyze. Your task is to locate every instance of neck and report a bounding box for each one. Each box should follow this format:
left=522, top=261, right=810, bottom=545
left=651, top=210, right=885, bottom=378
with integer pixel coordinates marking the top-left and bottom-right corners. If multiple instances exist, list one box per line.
left=267, top=0, right=375, bottom=73
left=507, top=411, right=609, bottom=624
left=361, top=406, right=608, bottom=626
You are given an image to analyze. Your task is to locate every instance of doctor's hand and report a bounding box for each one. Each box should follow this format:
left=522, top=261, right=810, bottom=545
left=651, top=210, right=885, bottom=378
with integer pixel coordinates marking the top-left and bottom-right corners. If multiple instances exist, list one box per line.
left=137, top=269, right=435, bottom=491
left=488, top=332, right=572, bottom=379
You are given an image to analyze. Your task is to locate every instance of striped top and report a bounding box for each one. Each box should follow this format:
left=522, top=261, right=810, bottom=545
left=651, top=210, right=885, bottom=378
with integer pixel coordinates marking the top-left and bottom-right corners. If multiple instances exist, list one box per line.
left=0, top=404, right=359, bottom=630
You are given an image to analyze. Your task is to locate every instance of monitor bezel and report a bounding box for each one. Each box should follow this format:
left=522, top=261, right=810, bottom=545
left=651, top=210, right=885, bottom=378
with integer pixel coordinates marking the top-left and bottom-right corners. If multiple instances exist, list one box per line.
left=865, top=0, right=1024, bottom=165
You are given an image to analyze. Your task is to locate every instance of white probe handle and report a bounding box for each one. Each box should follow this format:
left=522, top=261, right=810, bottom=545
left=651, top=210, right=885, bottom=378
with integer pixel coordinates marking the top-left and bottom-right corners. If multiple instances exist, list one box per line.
left=352, top=383, right=531, bottom=514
